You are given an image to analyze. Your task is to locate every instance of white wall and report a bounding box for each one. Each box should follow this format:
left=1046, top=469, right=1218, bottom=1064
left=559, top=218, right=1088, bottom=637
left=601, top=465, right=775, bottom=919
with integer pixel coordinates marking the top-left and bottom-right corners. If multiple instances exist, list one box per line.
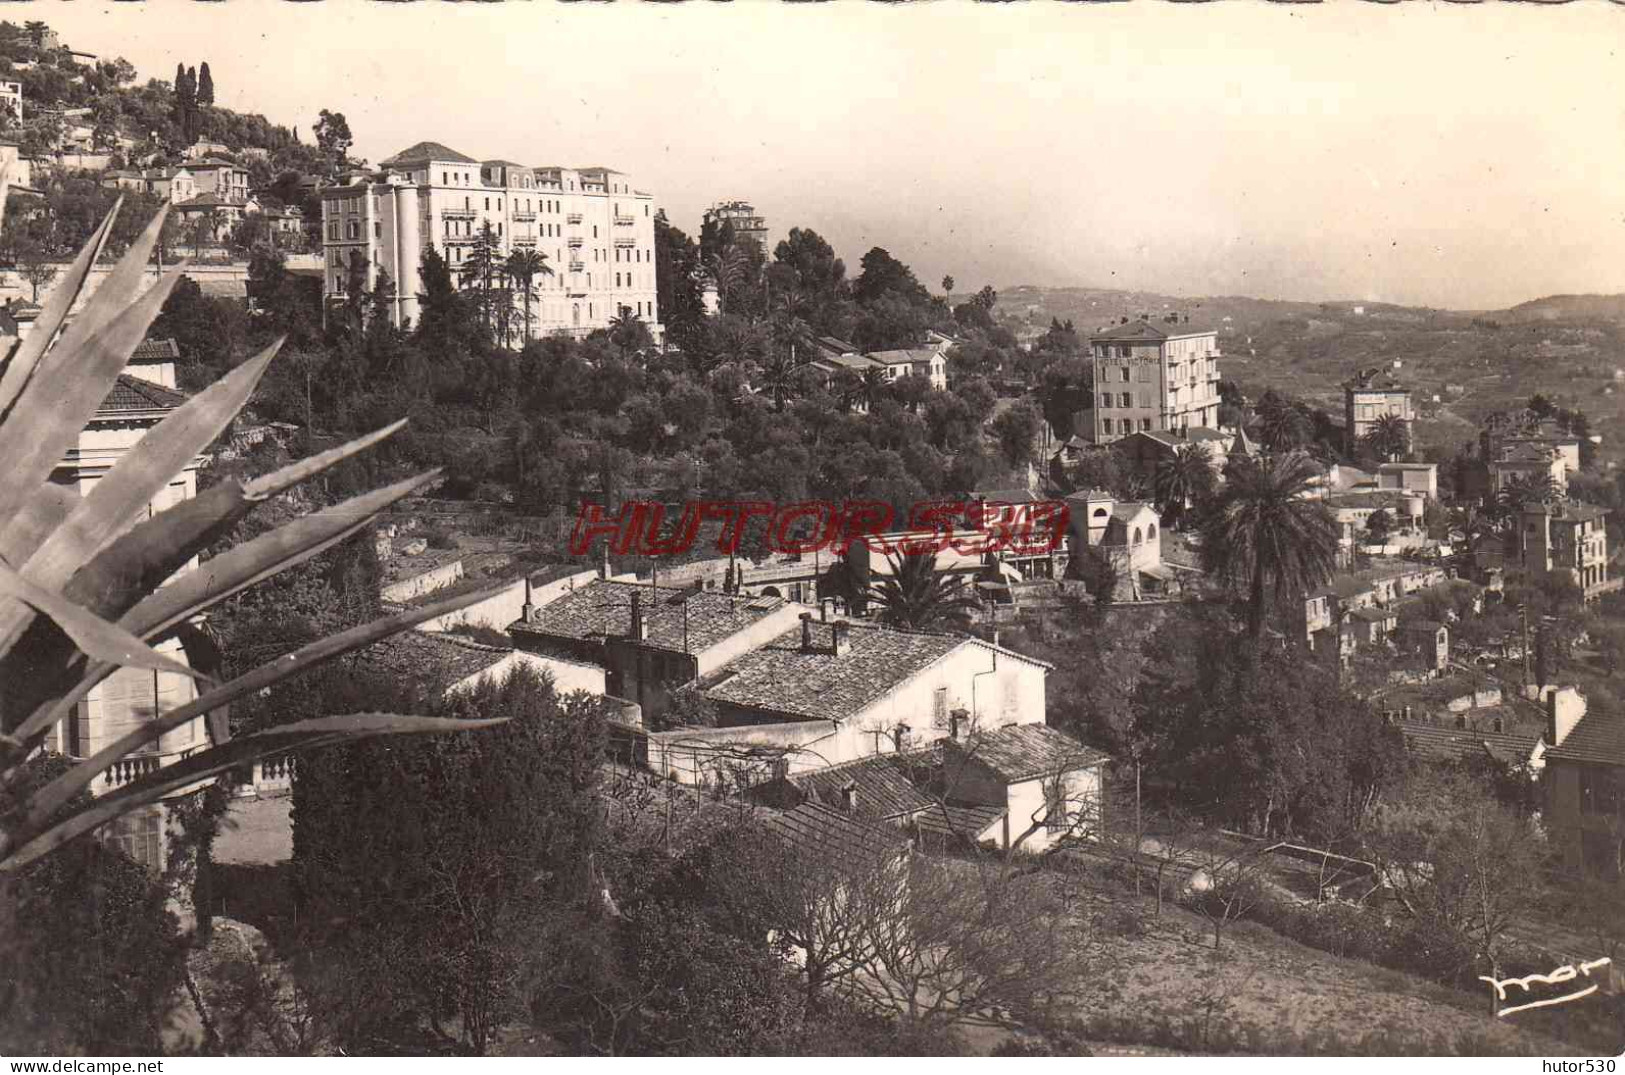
left=447, top=649, right=606, bottom=698
left=848, top=640, right=1048, bottom=747
left=380, top=559, right=465, bottom=604
left=418, top=568, right=598, bottom=634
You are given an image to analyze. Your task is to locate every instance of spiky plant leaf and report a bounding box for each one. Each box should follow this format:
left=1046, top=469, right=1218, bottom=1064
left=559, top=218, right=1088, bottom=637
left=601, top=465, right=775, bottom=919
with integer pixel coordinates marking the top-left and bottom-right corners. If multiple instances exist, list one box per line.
left=0, top=560, right=203, bottom=683
left=40, top=338, right=282, bottom=573
left=15, top=580, right=513, bottom=833
left=0, top=713, right=508, bottom=873
left=6, top=469, right=439, bottom=749
left=0, top=204, right=120, bottom=421
left=243, top=417, right=408, bottom=499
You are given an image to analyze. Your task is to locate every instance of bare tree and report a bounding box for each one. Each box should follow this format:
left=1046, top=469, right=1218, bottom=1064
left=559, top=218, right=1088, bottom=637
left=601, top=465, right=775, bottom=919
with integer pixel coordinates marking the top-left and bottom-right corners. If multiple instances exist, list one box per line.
left=15, top=243, right=57, bottom=302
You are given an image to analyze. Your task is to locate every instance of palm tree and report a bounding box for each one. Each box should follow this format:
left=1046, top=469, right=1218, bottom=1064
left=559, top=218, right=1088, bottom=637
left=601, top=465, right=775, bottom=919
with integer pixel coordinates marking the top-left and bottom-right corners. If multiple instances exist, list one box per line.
left=860, top=367, right=889, bottom=411
left=1363, top=413, right=1410, bottom=462
left=1253, top=391, right=1309, bottom=452
left=757, top=348, right=801, bottom=414
left=865, top=549, right=980, bottom=632
left=707, top=244, right=750, bottom=316
left=505, top=248, right=551, bottom=344
left=1199, top=450, right=1340, bottom=641
left=1153, top=441, right=1214, bottom=529
left=606, top=307, right=652, bottom=359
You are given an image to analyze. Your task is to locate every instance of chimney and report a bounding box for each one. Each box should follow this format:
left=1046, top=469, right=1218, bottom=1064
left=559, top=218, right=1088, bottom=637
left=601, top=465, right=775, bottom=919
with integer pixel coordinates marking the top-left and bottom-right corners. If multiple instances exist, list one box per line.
left=820, top=599, right=830, bottom=623
left=599, top=543, right=611, bottom=580
left=893, top=723, right=911, bottom=752
left=841, top=781, right=858, bottom=813
left=1455, top=713, right=1467, bottom=730
left=630, top=590, right=647, bottom=642
left=1402, top=704, right=1412, bottom=722
left=800, top=611, right=814, bottom=652
left=949, top=707, right=969, bottom=740
left=832, top=621, right=852, bottom=656
left=1547, top=686, right=1586, bottom=748
left=520, top=575, right=535, bottom=622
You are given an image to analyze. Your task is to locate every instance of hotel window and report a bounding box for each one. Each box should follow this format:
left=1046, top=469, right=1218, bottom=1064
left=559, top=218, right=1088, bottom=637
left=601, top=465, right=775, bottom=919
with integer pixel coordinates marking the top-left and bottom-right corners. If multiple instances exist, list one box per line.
left=1120, top=393, right=1132, bottom=408
left=932, top=687, right=948, bottom=725
left=1100, top=393, right=1111, bottom=409
left=374, top=222, right=381, bottom=239
left=105, top=807, right=163, bottom=873
left=1119, top=345, right=1131, bottom=358
left=1119, top=367, right=1131, bottom=382
left=1141, top=418, right=1152, bottom=431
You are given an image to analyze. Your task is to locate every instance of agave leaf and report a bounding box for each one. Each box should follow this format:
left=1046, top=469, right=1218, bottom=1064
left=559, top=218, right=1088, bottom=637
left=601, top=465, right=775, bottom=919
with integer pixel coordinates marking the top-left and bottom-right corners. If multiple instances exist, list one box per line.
left=123, top=467, right=439, bottom=640
left=0, top=157, right=10, bottom=237
left=0, top=265, right=184, bottom=548
left=5, top=463, right=434, bottom=748
left=0, top=204, right=121, bottom=423
left=0, top=712, right=509, bottom=873
left=0, top=560, right=203, bottom=682
left=34, top=338, right=283, bottom=573
left=3, top=484, right=79, bottom=560
left=243, top=417, right=408, bottom=500
left=0, top=272, right=186, bottom=654
left=17, top=580, right=513, bottom=831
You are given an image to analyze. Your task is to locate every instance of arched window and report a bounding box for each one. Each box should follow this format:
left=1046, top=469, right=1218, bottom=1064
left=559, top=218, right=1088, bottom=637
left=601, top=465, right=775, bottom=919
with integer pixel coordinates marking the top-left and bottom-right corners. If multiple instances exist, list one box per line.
left=1147, top=523, right=1157, bottom=540
left=1093, top=508, right=1109, bottom=520
left=1132, top=527, right=1143, bottom=545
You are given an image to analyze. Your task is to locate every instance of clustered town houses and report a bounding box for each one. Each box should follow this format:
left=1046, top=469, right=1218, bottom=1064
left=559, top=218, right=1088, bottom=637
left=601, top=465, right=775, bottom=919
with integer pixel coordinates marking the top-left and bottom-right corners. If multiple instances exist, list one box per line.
left=7, top=122, right=1619, bottom=894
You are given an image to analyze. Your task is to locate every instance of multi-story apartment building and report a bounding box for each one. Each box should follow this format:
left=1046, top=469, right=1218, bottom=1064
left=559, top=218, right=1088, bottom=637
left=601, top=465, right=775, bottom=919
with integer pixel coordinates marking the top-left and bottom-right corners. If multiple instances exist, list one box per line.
left=1513, top=500, right=1617, bottom=601
left=1343, top=368, right=1413, bottom=456
left=320, top=141, right=659, bottom=341
left=42, top=342, right=218, bottom=873
left=704, top=200, right=768, bottom=252
left=186, top=158, right=251, bottom=202
left=1080, top=320, right=1222, bottom=444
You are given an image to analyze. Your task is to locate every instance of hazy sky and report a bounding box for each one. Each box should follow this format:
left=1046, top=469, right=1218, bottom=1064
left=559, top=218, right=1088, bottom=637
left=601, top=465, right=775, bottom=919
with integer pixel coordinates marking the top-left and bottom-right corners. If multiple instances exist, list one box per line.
left=37, top=1, right=1625, bottom=310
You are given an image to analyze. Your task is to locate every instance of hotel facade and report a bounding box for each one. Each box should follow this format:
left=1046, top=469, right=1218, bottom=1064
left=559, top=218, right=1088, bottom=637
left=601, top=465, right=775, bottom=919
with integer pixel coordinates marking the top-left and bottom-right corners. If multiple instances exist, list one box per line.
left=321, top=141, right=659, bottom=341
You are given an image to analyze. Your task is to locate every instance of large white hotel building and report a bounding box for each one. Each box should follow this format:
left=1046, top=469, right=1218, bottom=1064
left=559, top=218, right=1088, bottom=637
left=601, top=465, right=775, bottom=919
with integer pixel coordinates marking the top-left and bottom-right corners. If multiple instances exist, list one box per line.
left=320, top=141, right=659, bottom=340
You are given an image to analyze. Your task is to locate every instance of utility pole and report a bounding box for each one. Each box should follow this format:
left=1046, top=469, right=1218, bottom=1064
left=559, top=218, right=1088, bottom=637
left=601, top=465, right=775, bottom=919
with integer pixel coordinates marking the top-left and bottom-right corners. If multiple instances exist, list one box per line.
left=1518, top=603, right=1532, bottom=688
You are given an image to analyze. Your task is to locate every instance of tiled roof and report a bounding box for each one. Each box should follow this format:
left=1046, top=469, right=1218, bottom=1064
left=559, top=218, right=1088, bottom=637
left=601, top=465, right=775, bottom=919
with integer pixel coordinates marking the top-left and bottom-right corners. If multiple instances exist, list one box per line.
left=1399, top=721, right=1541, bottom=767
left=176, top=193, right=248, bottom=208
left=382, top=140, right=477, bottom=166
left=1109, top=501, right=1153, bottom=524
left=1546, top=710, right=1625, bottom=767
left=355, top=631, right=510, bottom=697
left=948, top=724, right=1109, bottom=784
left=1495, top=442, right=1559, bottom=464
left=816, top=335, right=860, bottom=355
left=867, top=348, right=938, bottom=366
left=1091, top=320, right=1169, bottom=343
left=1184, top=426, right=1229, bottom=444
left=1349, top=607, right=1396, bottom=623
left=131, top=338, right=181, bottom=361
left=913, top=802, right=1007, bottom=844
left=99, top=374, right=187, bottom=414
left=762, top=802, right=905, bottom=867
left=700, top=621, right=965, bottom=722
left=971, top=489, right=1040, bottom=505
left=784, top=755, right=935, bottom=821
left=511, top=579, right=791, bottom=655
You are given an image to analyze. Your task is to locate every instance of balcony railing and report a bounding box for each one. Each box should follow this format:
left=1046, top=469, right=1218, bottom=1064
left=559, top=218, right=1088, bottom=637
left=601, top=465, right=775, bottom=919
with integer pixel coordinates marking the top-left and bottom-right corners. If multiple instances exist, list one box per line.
left=100, top=747, right=202, bottom=790
left=566, top=213, right=583, bottom=225
left=512, top=211, right=537, bottom=222
left=444, top=233, right=477, bottom=244
left=613, top=214, right=636, bottom=227
left=567, top=236, right=584, bottom=248
left=442, top=208, right=477, bottom=220
left=613, top=236, right=636, bottom=248
left=568, top=261, right=585, bottom=272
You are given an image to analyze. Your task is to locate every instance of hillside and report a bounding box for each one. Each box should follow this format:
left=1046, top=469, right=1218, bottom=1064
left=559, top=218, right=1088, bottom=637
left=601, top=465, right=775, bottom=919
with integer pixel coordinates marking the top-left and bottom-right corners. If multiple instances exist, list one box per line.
left=0, top=19, right=324, bottom=179
left=1000, top=284, right=1625, bottom=465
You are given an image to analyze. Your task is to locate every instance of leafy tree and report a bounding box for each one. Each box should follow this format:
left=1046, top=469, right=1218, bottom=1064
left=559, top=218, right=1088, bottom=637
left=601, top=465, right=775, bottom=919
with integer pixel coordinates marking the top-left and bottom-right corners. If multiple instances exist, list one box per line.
left=1364, top=770, right=1545, bottom=983
left=457, top=221, right=503, bottom=340
left=990, top=399, right=1041, bottom=468
left=1365, top=507, right=1394, bottom=542
left=1199, top=450, right=1339, bottom=640
left=313, top=108, right=352, bottom=169
left=292, top=666, right=611, bottom=1056
left=654, top=210, right=704, bottom=346
left=14, top=241, right=56, bottom=301
left=1, top=756, right=185, bottom=1055
left=853, top=246, right=929, bottom=307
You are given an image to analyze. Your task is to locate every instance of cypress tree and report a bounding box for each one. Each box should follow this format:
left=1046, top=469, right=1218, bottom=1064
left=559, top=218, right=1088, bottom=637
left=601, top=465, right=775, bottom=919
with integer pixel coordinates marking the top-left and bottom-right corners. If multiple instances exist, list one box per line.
left=197, top=62, right=214, bottom=106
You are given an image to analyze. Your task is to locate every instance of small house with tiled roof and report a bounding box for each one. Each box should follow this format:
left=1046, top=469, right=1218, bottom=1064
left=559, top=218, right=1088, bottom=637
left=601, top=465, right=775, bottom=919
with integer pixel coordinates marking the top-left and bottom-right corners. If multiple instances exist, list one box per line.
left=939, top=724, right=1109, bottom=853
left=509, top=579, right=809, bottom=726
left=748, top=751, right=936, bottom=827
left=1542, top=688, right=1625, bottom=877
left=357, top=629, right=605, bottom=701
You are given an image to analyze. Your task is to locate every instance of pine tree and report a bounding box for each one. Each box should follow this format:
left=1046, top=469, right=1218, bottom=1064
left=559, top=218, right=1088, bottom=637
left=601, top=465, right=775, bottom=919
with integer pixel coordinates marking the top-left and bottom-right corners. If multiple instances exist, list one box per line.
left=197, top=62, right=214, bottom=106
